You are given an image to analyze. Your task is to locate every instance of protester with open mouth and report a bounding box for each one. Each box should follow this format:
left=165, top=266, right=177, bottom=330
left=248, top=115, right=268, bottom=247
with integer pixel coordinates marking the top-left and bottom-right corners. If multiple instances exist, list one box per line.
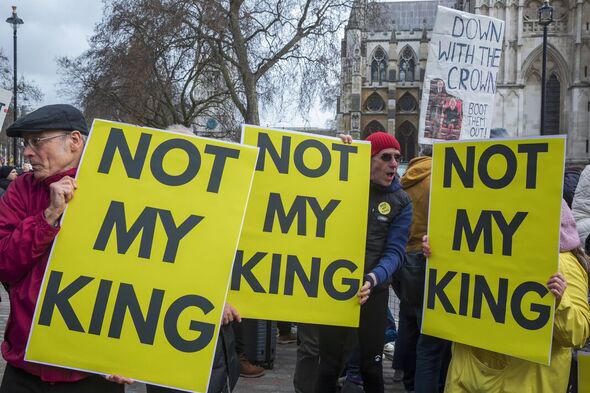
left=315, top=131, right=412, bottom=393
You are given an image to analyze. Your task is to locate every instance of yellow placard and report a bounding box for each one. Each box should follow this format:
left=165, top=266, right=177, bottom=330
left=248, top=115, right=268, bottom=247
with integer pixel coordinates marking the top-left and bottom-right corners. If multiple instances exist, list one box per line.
left=423, top=137, right=565, bottom=365
left=25, top=120, right=258, bottom=393
left=579, top=352, right=590, bottom=393
left=228, top=125, right=370, bottom=327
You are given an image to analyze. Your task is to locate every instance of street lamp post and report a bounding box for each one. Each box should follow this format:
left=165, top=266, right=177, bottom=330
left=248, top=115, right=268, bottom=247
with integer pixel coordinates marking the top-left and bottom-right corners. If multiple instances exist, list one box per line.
left=6, top=6, right=23, bottom=167
left=538, top=0, right=553, bottom=135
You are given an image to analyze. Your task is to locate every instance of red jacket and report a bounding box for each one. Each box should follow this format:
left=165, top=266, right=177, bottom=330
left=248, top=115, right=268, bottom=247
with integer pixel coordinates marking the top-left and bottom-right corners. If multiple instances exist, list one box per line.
left=0, top=168, right=87, bottom=382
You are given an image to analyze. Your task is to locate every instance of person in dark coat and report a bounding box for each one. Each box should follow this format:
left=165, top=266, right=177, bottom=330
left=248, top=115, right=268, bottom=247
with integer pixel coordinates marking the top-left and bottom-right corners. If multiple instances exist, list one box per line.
left=0, top=166, right=17, bottom=197
left=316, top=132, right=412, bottom=393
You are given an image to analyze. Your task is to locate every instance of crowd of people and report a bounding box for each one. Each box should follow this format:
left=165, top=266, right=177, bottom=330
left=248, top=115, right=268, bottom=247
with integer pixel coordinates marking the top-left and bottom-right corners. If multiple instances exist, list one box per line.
left=0, top=162, right=31, bottom=197
left=0, top=104, right=588, bottom=393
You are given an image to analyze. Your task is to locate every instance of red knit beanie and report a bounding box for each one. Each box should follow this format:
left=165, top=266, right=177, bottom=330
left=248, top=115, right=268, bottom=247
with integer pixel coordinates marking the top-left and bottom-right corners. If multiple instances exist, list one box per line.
left=365, top=132, right=401, bottom=156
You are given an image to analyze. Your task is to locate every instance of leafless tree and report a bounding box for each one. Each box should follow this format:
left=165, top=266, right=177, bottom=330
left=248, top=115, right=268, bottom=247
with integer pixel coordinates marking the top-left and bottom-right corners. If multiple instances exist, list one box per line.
left=58, top=0, right=240, bottom=135
left=59, top=0, right=350, bottom=134
left=184, top=0, right=350, bottom=125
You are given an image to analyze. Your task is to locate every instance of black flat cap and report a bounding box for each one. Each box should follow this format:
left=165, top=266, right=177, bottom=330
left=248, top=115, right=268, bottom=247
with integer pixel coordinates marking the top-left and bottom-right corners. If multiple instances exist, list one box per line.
left=6, top=104, right=88, bottom=137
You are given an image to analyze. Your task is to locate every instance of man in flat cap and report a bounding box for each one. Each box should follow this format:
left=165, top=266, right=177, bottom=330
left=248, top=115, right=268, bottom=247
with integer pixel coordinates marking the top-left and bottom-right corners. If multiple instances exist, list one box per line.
left=0, top=104, right=130, bottom=392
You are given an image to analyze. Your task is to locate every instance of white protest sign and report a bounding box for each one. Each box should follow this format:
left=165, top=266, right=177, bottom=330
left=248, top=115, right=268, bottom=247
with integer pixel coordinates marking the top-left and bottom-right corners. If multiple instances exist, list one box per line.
left=419, top=7, right=504, bottom=143
left=0, top=89, right=11, bottom=128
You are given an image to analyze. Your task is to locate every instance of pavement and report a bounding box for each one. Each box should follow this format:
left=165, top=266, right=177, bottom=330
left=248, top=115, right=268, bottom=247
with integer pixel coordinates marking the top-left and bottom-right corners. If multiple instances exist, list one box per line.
left=0, top=287, right=407, bottom=393
left=232, top=339, right=407, bottom=393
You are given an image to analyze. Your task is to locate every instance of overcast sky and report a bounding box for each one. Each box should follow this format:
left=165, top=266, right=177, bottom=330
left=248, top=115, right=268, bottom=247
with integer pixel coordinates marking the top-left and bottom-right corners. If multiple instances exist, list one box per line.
left=1, top=1, right=102, bottom=106
left=0, top=1, right=333, bottom=129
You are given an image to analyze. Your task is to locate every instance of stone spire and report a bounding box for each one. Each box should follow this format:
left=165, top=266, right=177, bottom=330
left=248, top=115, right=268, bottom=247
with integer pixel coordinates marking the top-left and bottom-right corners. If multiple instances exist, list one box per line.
left=390, top=21, right=397, bottom=43
left=346, top=0, right=366, bottom=30
left=419, top=18, right=429, bottom=81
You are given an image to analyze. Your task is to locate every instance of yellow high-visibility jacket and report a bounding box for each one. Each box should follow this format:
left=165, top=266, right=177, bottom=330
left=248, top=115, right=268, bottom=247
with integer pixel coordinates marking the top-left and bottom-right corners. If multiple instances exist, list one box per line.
left=444, top=251, right=590, bottom=393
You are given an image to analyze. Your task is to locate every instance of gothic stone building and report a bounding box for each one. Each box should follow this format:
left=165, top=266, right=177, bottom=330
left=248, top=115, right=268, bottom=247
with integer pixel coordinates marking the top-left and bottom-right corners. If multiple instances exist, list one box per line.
left=337, top=0, right=590, bottom=163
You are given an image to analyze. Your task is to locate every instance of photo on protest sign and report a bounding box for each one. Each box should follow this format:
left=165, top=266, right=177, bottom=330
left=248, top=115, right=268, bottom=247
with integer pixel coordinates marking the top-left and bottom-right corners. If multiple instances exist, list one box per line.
left=419, top=6, right=504, bottom=143
left=422, top=137, right=565, bottom=365
left=25, top=119, right=259, bottom=393
left=227, top=125, right=370, bottom=327
left=0, top=88, right=12, bottom=128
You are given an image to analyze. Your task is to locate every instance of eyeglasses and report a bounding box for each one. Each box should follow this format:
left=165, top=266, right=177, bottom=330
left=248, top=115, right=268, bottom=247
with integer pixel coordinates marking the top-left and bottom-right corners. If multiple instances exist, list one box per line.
left=378, top=152, right=402, bottom=163
left=22, top=133, right=69, bottom=149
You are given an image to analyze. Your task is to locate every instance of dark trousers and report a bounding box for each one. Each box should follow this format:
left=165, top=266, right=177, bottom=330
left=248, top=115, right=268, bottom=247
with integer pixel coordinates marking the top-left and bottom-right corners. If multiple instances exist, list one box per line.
left=278, top=321, right=292, bottom=336
left=346, top=306, right=397, bottom=381
left=0, top=364, right=123, bottom=393
left=414, top=333, right=451, bottom=393
left=394, top=251, right=451, bottom=393
left=392, top=301, right=419, bottom=391
left=568, top=355, right=578, bottom=393
left=393, top=297, right=451, bottom=393
left=293, top=323, right=319, bottom=393
left=232, top=319, right=244, bottom=355
left=316, top=288, right=388, bottom=393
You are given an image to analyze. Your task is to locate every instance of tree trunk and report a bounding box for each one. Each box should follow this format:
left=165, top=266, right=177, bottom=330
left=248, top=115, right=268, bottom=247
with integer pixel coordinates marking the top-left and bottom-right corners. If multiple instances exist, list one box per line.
left=228, top=0, right=261, bottom=126
left=244, top=82, right=260, bottom=125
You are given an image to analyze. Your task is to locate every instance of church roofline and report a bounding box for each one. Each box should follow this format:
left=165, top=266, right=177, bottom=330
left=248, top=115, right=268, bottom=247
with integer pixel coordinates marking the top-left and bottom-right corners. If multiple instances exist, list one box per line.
left=365, top=0, right=457, bottom=32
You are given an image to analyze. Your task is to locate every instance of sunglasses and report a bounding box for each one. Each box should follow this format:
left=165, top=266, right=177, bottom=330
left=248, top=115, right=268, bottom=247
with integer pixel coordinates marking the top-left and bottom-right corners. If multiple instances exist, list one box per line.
left=378, top=152, right=402, bottom=163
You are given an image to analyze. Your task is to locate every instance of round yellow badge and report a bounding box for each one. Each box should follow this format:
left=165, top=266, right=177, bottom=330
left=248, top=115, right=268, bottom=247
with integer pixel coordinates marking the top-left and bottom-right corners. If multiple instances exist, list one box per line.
left=378, top=202, right=391, bottom=215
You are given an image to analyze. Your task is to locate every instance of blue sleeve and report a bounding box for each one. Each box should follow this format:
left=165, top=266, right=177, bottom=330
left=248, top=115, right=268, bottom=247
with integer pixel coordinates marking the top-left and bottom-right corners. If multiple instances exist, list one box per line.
left=369, top=200, right=412, bottom=285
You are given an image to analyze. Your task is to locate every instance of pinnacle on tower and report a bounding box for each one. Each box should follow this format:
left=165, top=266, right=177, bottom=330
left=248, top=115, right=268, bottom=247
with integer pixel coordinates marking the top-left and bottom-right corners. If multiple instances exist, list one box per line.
left=346, top=0, right=367, bottom=30
left=390, top=21, right=397, bottom=43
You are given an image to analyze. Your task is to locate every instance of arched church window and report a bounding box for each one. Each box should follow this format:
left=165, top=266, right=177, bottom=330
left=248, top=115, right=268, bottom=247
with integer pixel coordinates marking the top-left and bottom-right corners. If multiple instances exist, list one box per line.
left=371, top=47, right=388, bottom=84
left=544, top=73, right=561, bottom=135
left=398, top=93, right=417, bottom=112
left=399, top=46, right=416, bottom=82
left=396, top=122, right=417, bottom=161
left=366, top=92, right=385, bottom=112
left=363, top=120, right=386, bottom=139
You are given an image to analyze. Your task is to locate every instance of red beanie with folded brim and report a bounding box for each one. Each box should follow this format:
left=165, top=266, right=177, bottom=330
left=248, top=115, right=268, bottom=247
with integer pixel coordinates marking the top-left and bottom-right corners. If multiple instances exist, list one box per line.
left=365, top=132, right=401, bottom=156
